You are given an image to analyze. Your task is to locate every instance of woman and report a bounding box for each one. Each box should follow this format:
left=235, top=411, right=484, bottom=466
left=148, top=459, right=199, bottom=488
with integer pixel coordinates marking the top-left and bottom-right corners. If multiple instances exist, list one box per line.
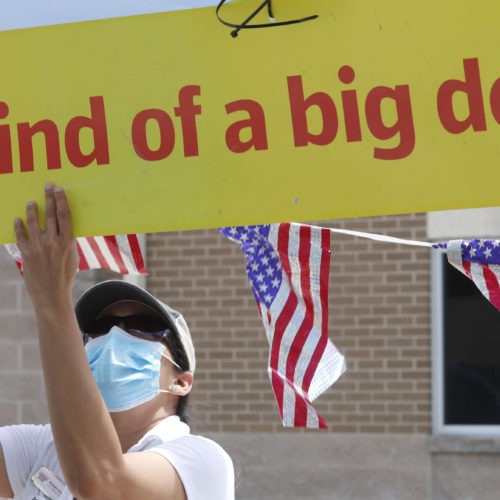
left=0, top=184, right=234, bottom=499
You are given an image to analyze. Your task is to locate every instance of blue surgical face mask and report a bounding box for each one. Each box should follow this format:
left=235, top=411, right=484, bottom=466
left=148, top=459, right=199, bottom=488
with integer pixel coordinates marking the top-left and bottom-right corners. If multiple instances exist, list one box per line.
left=85, top=326, right=175, bottom=412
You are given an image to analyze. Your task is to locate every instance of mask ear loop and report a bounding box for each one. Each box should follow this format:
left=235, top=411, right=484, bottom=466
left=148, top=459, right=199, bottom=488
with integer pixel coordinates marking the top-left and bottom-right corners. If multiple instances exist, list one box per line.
left=216, top=0, right=318, bottom=38
left=159, top=357, right=184, bottom=395
left=162, top=353, right=182, bottom=371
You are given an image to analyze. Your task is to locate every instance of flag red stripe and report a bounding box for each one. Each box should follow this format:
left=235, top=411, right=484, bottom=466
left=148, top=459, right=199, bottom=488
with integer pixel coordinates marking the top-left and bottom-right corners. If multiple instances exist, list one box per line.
left=269, top=225, right=294, bottom=373
left=127, top=234, right=146, bottom=274
left=462, top=258, right=472, bottom=278
left=285, top=224, right=313, bottom=384
left=302, top=229, right=331, bottom=393
left=269, top=224, right=297, bottom=421
left=317, top=414, right=328, bottom=429
left=270, top=369, right=285, bottom=421
left=103, top=235, right=128, bottom=274
left=76, top=242, right=90, bottom=270
left=293, top=384, right=308, bottom=427
left=86, top=237, right=109, bottom=268
left=283, top=225, right=314, bottom=427
left=481, top=263, right=500, bottom=309
left=270, top=296, right=296, bottom=420
left=262, top=306, right=287, bottom=419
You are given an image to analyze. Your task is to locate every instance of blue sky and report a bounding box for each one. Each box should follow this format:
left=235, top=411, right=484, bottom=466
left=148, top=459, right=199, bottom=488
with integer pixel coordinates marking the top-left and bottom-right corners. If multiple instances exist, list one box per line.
left=0, top=0, right=219, bottom=30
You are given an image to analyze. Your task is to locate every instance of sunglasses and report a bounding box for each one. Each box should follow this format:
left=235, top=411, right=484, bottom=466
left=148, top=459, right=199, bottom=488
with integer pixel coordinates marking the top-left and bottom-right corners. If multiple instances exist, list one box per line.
left=83, top=313, right=189, bottom=371
left=83, top=314, right=172, bottom=343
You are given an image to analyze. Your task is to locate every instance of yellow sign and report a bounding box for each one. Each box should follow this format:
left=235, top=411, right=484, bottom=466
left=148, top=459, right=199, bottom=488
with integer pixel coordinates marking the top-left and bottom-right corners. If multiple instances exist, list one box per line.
left=0, top=0, right=499, bottom=243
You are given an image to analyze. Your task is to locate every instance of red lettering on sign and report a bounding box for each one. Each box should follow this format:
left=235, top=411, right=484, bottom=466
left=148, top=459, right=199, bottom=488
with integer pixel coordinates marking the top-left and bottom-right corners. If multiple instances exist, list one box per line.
left=490, top=78, right=500, bottom=124
left=131, top=85, right=202, bottom=161
left=437, top=58, right=487, bottom=133
left=0, top=96, right=110, bottom=174
left=174, top=85, right=202, bottom=157
left=225, top=99, right=268, bottom=152
left=18, top=119, right=62, bottom=171
left=365, top=85, right=415, bottom=160
left=0, top=102, right=12, bottom=174
left=287, top=71, right=415, bottom=160
left=287, top=75, right=339, bottom=147
left=338, top=65, right=363, bottom=143
left=131, top=109, right=175, bottom=161
left=65, top=96, right=109, bottom=167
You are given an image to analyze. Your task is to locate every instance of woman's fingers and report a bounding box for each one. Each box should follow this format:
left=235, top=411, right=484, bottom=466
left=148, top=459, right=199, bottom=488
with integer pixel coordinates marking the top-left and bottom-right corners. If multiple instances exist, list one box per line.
left=44, top=183, right=58, bottom=238
left=14, top=184, right=71, bottom=242
left=13, top=217, right=28, bottom=250
left=54, top=186, right=73, bottom=240
left=12, top=184, right=78, bottom=305
left=25, top=200, right=41, bottom=241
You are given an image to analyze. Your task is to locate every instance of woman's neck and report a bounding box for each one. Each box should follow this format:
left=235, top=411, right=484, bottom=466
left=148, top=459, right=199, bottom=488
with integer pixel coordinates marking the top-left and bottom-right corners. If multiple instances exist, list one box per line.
left=110, top=402, right=175, bottom=452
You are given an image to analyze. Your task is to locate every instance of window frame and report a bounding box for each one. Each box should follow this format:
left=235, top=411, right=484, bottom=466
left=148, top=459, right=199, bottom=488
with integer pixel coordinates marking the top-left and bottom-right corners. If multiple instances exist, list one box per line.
left=431, top=249, right=500, bottom=436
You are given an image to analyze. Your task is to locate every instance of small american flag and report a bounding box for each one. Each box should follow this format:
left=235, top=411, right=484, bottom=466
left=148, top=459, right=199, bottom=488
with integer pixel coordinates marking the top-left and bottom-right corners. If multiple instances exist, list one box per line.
left=221, top=223, right=346, bottom=429
left=5, top=234, right=147, bottom=276
left=436, top=239, right=500, bottom=310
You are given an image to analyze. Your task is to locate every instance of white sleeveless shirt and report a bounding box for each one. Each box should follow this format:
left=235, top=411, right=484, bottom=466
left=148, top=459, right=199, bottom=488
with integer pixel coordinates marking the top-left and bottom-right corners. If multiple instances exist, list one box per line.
left=0, top=416, right=234, bottom=499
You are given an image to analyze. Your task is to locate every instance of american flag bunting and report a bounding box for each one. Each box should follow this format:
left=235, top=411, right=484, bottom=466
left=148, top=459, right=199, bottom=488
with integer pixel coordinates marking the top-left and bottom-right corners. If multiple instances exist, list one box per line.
left=221, top=223, right=346, bottom=429
left=435, top=239, right=500, bottom=311
left=5, top=234, right=147, bottom=276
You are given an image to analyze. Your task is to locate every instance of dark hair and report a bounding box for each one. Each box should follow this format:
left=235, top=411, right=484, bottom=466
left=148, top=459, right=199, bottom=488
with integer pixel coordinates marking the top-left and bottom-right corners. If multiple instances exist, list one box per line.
left=176, top=394, right=190, bottom=424
left=165, top=328, right=190, bottom=372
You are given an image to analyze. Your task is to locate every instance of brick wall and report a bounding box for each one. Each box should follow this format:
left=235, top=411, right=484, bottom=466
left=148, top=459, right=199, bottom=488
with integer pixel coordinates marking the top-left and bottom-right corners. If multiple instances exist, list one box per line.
left=0, top=249, right=47, bottom=425
left=0, top=257, right=116, bottom=426
left=0, top=213, right=431, bottom=434
left=147, top=213, right=432, bottom=434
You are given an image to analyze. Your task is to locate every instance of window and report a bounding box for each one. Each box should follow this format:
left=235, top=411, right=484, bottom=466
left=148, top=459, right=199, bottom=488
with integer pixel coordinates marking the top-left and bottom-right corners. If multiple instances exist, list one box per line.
left=432, top=250, right=500, bottom=435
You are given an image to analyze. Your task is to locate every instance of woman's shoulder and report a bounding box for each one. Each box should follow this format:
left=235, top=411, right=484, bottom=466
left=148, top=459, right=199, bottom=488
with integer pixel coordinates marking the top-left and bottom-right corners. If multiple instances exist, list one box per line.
left=153, top=432, right=233, bottom=467
left=148, top=435, right=235, bottom=500
left=0, top=423, right=53, bottom=446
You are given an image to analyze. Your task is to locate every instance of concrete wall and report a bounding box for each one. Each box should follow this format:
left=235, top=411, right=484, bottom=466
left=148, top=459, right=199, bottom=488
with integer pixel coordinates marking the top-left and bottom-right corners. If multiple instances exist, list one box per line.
left=212, top=433, right=500, bottom=500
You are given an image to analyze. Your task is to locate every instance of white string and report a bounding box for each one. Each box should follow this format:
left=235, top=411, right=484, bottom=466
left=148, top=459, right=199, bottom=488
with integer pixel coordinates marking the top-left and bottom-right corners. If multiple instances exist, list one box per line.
left=317, top=226, right=434, bottom=248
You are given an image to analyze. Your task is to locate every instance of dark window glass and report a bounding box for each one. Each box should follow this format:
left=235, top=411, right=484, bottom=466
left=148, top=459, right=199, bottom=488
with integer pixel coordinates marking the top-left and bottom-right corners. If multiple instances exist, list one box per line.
left=443, top=254, right=500, bottom=424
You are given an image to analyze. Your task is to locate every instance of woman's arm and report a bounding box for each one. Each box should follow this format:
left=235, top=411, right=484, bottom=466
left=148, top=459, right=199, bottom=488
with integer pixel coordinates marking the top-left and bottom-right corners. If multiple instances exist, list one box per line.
left=14, top=184, right=186, bottom=500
